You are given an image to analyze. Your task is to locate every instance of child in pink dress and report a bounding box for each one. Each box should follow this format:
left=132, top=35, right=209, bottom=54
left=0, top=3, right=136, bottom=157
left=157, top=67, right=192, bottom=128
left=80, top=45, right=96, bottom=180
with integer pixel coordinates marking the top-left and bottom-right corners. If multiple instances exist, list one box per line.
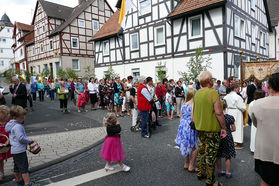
left=100, top=113, right=130, bottom=172
left=0, top=105, right=12, bottom=181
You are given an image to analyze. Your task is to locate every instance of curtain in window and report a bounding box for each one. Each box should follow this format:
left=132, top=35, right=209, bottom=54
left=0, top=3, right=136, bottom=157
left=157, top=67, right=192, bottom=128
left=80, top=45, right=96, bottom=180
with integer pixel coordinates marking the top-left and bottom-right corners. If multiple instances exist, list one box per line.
left=140, top=0, right=151, bottom=15
left=156, top=28, right=164, bottom=44
left=72, top=60, right=79, bottom=69
left=191, top=18, right=201, bottom=36
left=132, top=35, right=138, bottom=49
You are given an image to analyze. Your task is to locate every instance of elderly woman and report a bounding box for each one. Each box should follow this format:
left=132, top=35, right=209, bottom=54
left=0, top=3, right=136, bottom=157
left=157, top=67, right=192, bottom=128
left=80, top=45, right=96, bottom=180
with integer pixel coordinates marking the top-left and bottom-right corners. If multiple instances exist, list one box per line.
left=224, top=83, right=246, bottom=149
left=192, top=71, right=227, bottom=186
left=250, top=73, right=279, bottom=186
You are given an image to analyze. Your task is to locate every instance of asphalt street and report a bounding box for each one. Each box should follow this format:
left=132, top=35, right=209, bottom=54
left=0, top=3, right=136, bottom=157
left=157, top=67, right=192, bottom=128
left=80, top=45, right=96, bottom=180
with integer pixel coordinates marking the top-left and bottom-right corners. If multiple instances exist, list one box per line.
left=0, top=78, right=260, bottom=186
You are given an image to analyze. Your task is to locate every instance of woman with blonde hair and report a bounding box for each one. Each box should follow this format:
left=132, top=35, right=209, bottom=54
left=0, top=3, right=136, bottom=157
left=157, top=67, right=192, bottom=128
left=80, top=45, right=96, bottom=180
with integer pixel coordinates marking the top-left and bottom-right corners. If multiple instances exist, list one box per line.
left=176, top=88, right=198, bottom=172
left=0, top=105, right=12, bottom=180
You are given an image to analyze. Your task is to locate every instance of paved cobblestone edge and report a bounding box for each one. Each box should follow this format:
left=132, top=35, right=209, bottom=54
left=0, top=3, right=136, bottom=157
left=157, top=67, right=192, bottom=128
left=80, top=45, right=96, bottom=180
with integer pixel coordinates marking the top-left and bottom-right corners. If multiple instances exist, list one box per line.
left=2, top=137, right=105, bottom=183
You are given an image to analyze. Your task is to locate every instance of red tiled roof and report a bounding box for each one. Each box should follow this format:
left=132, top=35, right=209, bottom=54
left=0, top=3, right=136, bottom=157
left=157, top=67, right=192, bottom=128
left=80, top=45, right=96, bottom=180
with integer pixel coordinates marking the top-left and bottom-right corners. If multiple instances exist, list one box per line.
left=168, top=0, right=226, bottom=18
left=24, top=31, right=34, bottom=43
left=89, top=10, right=122, bottom=41
left=16, top=22, right=34, bottom=32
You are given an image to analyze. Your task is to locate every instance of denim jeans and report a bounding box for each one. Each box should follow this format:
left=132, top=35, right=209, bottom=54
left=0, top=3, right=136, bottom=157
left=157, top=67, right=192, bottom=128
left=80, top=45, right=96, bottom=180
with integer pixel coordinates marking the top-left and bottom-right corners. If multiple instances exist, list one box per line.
left=50, top=90, right=55, bottom=100
left=138, top=110, right=149, bottom=136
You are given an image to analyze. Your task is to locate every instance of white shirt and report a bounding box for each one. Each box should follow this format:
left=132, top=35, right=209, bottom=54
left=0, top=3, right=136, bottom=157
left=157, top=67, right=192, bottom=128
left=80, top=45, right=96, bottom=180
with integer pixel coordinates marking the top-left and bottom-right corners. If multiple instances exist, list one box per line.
left=166, top=92, right=173, bottom=103
left=88, top=83, right=98, bottom=94
left=141, top=87, right=152, bottom=101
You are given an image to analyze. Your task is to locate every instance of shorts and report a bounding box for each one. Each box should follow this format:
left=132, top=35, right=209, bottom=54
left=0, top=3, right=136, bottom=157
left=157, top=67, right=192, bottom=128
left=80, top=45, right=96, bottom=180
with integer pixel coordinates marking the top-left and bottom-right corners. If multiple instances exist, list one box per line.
left=255, top=159, right=279, bottom=186
left=13, top=152, right=29, bottom=174
left=165, top=101, right=175, bottom=113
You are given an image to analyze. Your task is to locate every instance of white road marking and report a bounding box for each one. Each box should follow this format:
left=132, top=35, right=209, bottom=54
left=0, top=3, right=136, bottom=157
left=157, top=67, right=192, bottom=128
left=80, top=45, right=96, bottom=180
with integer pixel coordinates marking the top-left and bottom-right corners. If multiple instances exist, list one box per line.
left=46, top=165, right=122, bottom=186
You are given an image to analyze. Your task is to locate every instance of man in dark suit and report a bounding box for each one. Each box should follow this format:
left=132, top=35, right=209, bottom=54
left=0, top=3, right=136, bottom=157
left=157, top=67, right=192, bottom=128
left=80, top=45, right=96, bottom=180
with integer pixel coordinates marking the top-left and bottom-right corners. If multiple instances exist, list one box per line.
left=9, top=76, right=27, bottom=108
left=247, top=79, right=257, bottom=104
left=246, top=79, right=257, bottom=125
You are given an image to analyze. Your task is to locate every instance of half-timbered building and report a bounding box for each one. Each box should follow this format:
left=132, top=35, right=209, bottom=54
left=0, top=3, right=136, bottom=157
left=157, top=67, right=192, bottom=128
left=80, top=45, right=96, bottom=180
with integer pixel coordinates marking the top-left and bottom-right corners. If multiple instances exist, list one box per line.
left=267, top=0, right=279, bottom=60
left=11, top=22, right=34, bottom=71
left=27, top=0, right=113, bottom=78
left=90, top=0, right=272, bottom=81
left=0, top=13, right=14, bottom=74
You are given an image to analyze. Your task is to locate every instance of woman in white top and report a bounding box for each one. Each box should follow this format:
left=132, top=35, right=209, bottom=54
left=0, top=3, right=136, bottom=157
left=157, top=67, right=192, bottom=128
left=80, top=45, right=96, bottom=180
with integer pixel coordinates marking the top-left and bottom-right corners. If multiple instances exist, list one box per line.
left=248, top=89, right=265, bottom=153
left=124, top=76, right=133, bottom=116
left=88, top=77, right=98, bottom=110
left=224, top=83, right=246, bottom=149
left=250, top=73, right=279, bottom=186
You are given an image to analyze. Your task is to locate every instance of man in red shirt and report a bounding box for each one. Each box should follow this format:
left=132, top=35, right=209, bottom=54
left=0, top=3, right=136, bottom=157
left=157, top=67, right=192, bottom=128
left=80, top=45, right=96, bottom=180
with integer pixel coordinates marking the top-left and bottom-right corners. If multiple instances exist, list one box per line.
left=137, top=76, right=153, bottom=138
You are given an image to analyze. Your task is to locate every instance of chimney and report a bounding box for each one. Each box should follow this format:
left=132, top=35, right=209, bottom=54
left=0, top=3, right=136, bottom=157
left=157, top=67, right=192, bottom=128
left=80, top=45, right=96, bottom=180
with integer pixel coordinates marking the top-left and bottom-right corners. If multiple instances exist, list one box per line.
left=78, top=0, right=83, bottom=5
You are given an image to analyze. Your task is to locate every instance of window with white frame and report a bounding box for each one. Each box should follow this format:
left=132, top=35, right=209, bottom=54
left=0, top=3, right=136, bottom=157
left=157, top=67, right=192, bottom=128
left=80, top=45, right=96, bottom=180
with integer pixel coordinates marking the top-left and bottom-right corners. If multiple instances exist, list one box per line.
left=251, top=0, right=255, bottom=10
left=78, top=20, right=85, bottom=28
left=189, top=15, right=202, bottom=38
left=2, top=38, right=6, bottom=43
left=130, top=33, right=139, bottom=51
left=49, top=40, right=53, bottom=50
left=37, top=27, right=40, bottom=35
left=155, top=26, right=165, bottom=46
left=92, top=20, right=99, bottom=31
left=38, top=7, right=42, bottom=14
left=40, top=43, right=44, bottom=53
left=261, top=32, right=266, bottom=47
left=260, top=31, right=263, bottom=46
left=7, top=29, right=10, bottom=32
left=20, top=48, right=23, bottom=56
left=72, top=59, right=80, bottom=70
left=99, top=0, right=105, bottom=11
left=234, top=15, right=245, bottom=39
left=252, top=24, right=256, bottom=43
left=0, top=61, right=4, bottom=66
left=32, top=46, right=35, bottom=55
left=234, top=15, right=240, bottom=37
left=42, top=24, right=45, bottom=32
left=103, top=40, right=109, bottom=56
left=132, top=68, right=140, bottom=80
left=38, top=65, right=41, bottom=73
left=71, top=37, right=79, bottom=48
left=240, top=19, right=245, bottom=38
left=139, top=0, right=151, bottom=15
left=0, top=49, right=3, bottom=53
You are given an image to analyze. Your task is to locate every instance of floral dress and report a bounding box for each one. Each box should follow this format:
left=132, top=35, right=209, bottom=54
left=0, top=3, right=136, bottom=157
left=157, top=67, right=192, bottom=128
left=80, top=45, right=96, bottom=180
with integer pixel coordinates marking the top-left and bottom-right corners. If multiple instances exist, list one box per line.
left=114, top=83, right=123, bottom=106
left=0, top=123, right=12, bottom=160
left=104, top=84, right=114, bottom=106
left=176, top=104, right=198, bottom=157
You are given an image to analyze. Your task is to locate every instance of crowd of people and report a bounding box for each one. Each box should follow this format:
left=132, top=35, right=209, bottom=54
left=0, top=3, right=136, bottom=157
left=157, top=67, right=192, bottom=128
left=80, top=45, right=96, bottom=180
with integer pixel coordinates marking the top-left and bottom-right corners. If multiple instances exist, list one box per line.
left=0, top=71, right=279, bottom=186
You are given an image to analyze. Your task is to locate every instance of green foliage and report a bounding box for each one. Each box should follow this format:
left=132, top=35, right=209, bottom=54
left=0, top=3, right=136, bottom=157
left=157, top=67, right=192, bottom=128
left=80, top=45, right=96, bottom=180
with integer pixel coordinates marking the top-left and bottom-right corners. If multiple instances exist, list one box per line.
left=83, top=66, right=95, bottom=81
left=156, top=62, right=167, bottom=81
left=41, top=68, right=50, bottom=78
left=4, top=68, right=16, bottom=83
left=57, top=69, right=66, bottom=79
left=24, top=70, right=32, bottom=84
left=65, top=68, right=78, bottom=80
left=57, top=68, right=78, bottom=80
left=179, top=47, right=212, bottom=83
left=104, top=65, right=119, bottom=80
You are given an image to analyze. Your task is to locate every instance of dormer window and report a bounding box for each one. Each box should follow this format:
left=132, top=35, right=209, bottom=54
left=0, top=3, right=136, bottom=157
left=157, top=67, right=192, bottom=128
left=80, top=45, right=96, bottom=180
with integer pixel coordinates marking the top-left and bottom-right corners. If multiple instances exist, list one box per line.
left=139, top=0, right=151, bottom=15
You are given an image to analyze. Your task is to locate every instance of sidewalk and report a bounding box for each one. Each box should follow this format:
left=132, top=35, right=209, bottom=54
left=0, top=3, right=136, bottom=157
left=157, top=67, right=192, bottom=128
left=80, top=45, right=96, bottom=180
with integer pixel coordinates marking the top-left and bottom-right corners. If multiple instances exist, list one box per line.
left=4, top=127, right=106, bottom=177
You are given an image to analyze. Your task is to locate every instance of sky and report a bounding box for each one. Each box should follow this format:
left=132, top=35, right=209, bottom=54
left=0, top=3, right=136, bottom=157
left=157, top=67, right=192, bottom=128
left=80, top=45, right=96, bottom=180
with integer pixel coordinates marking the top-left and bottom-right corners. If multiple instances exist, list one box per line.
left=0, top=0, right=118, bottom=25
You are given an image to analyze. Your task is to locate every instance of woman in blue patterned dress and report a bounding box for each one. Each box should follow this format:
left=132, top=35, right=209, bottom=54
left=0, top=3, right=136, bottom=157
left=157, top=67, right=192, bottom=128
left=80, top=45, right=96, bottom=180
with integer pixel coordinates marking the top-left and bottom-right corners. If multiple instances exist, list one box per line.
left=113, top=77, right=124, bottom=117
left=176, top=88, right=198, bottom=172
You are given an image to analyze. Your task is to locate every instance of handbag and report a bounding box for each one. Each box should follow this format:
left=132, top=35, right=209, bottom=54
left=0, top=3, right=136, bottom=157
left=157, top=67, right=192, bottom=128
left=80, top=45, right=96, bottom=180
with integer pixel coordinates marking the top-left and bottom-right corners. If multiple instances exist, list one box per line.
left=28, top=141, right=41, bottom=155
left=189, top=121, right=196, bottom=130
left=0, top=134, right=10, bottom=154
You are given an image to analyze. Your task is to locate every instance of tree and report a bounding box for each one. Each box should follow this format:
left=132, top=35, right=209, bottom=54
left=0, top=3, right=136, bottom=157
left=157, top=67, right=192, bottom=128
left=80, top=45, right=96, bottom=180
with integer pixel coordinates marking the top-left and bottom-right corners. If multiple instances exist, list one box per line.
left=104, top=64, right=118, bottom=80
left=156, top=61, right=167, bottom=81
left=65, top=68, right=78, bottom=80
left=4, top=68, right=16, bottom=83
left=83, top=66, right=95, bottom=81
left=41, top=68, right=50, bottom=78
left=179, top=47, right=212, bottom=83
left=57, top=69, right=66, bottom=79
